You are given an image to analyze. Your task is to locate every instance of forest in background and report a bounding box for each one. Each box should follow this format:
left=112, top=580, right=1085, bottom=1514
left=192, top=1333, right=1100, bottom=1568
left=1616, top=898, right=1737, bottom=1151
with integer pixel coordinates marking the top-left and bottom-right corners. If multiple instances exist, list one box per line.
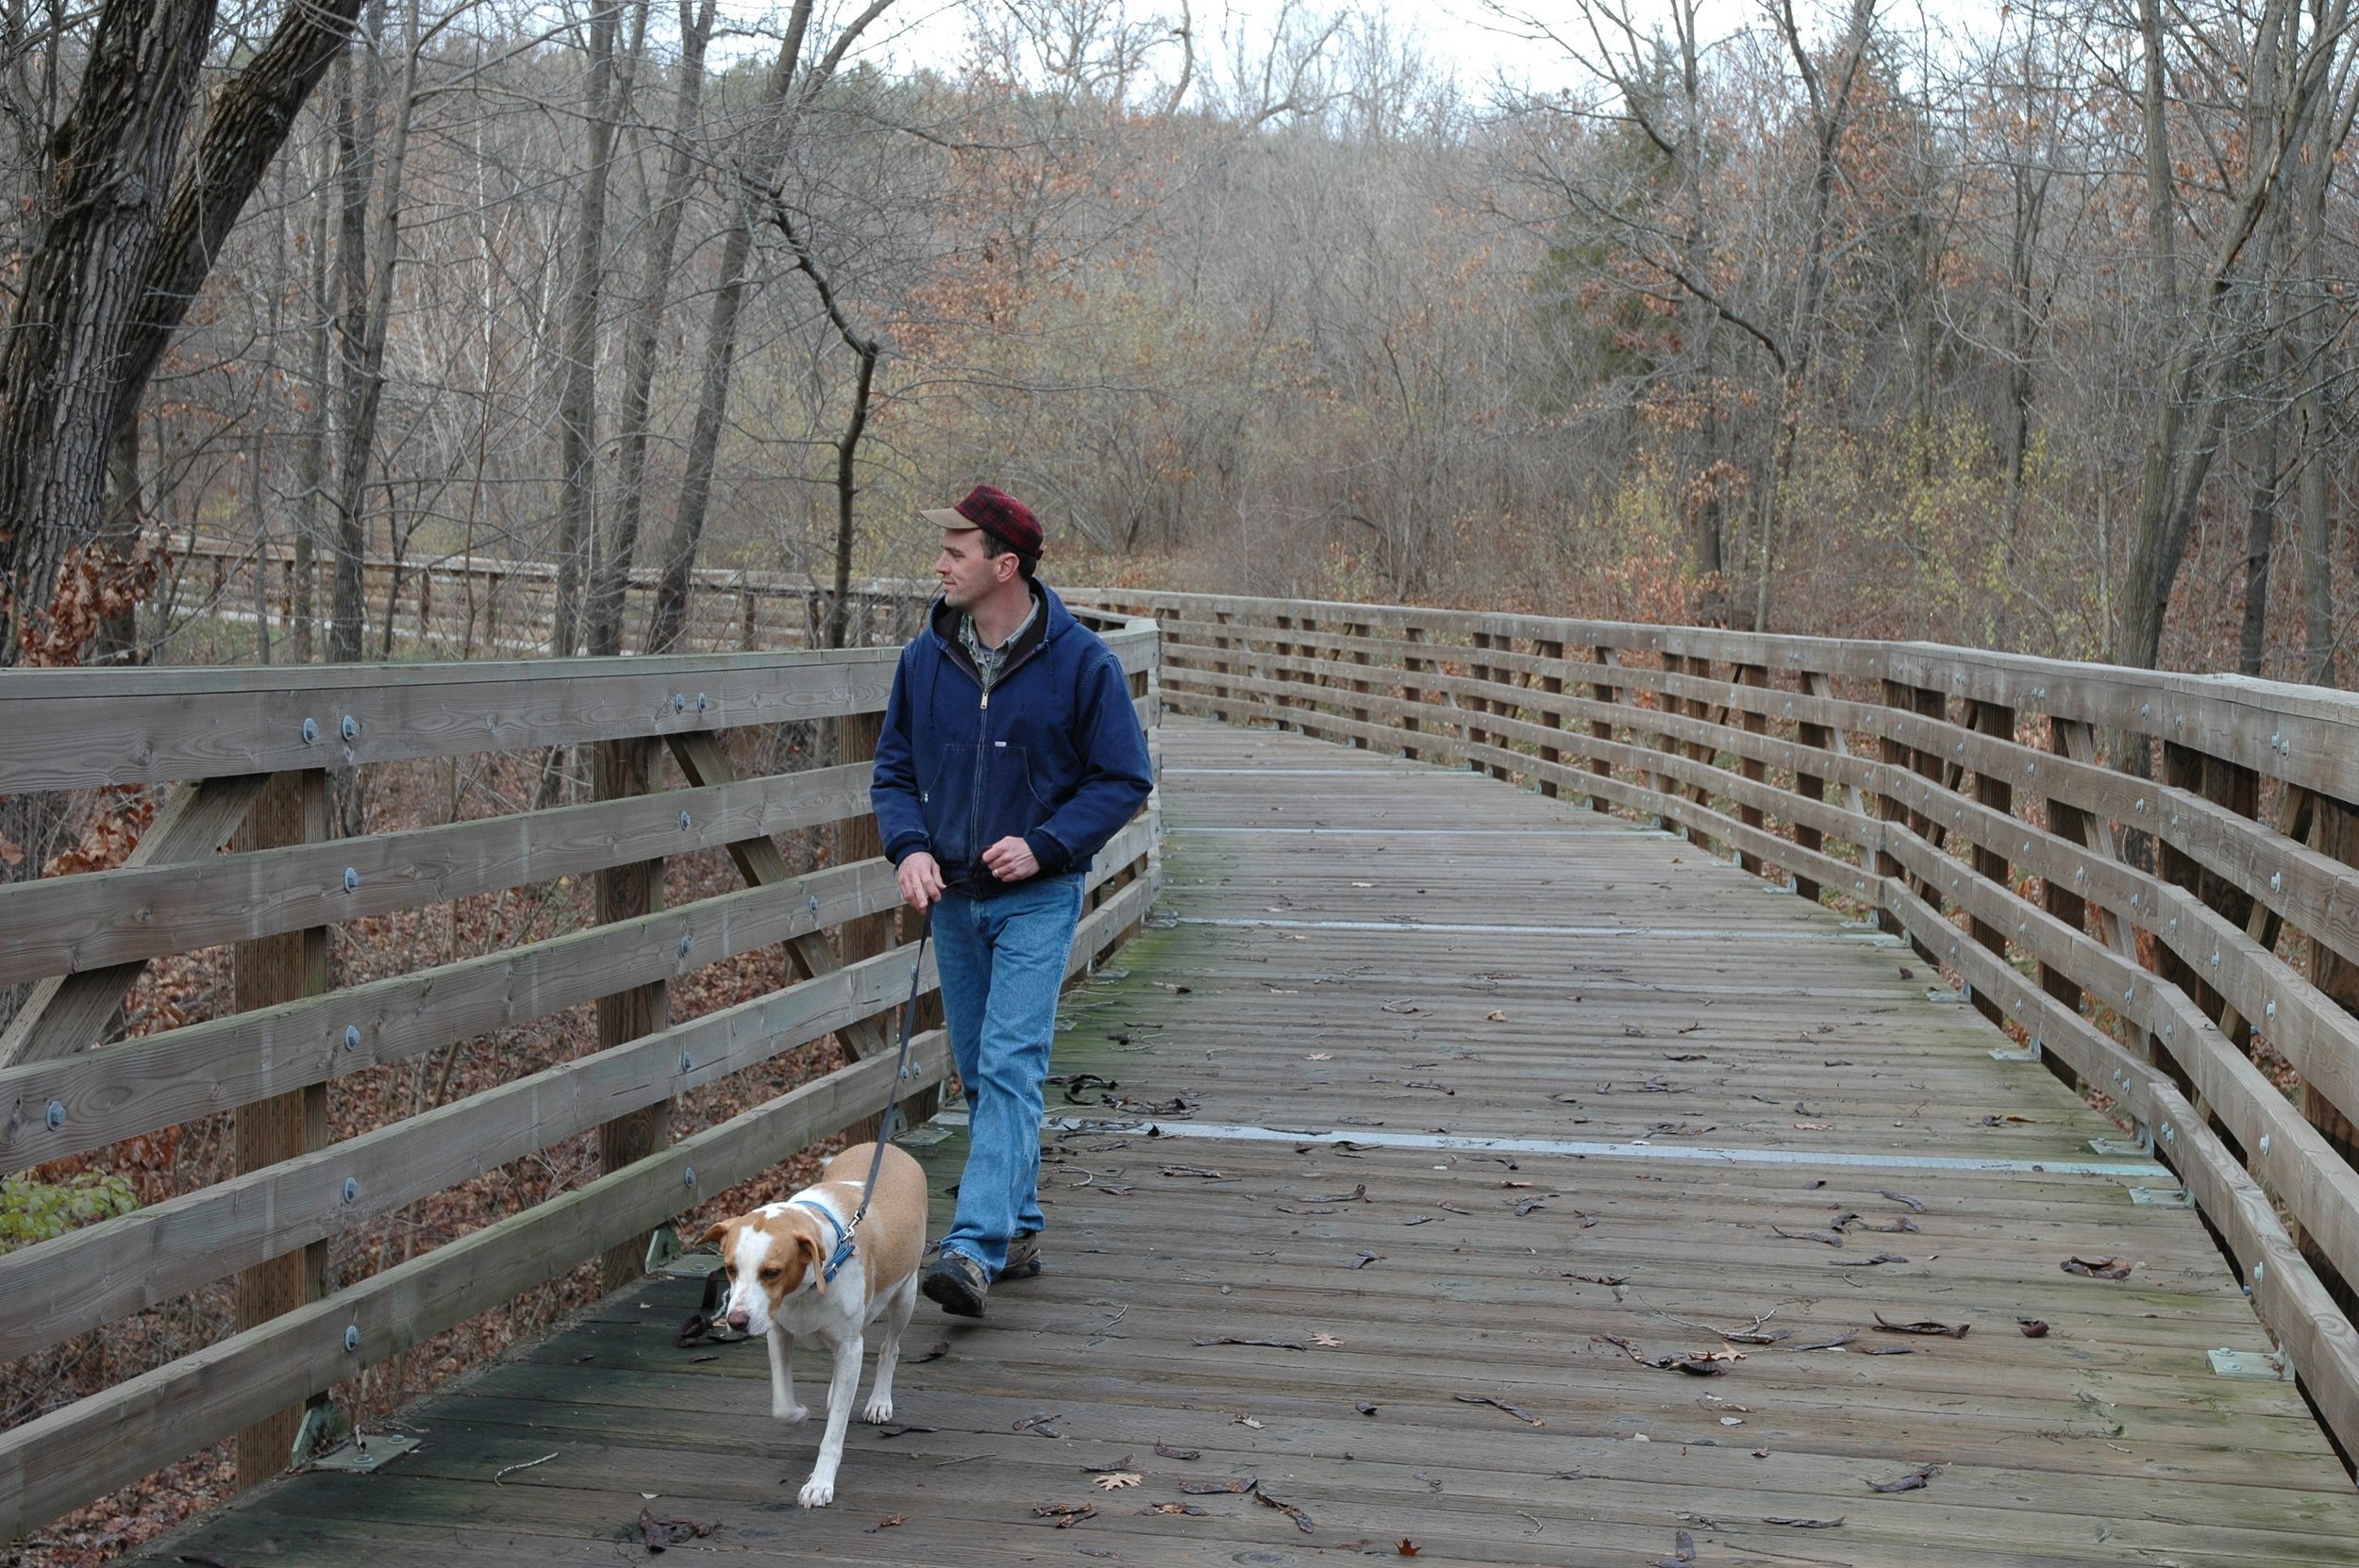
left=8, top=4, right=2359, bottom=1559
left=4, top=0, right=2356, bottom=691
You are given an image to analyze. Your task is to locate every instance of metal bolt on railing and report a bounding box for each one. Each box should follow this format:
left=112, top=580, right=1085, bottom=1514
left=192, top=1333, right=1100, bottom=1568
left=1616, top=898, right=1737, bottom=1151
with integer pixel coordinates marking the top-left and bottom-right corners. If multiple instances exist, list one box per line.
left=680, top=810, right=693, bottom=830
left=45, top=1100, right=65, bottom=1131
left=682, top=1168, right=697, bottom=1189
left=343, top=1176, right=360, bottom=1205
left=343, top=867, right=360, bottom=893
left=302, top=717, right=321, bottom=745
left=681, top=1053, right=694, bottom=1074
left=342, top=715, right=359, bottom=742
left=678, top=935, right=693, bottom=959
left=344, top=1326, right=361, bottom=1353
left=344, top=1025, right=361, bottom=1051
left=2260, top=1135, right=2272, bottom=1157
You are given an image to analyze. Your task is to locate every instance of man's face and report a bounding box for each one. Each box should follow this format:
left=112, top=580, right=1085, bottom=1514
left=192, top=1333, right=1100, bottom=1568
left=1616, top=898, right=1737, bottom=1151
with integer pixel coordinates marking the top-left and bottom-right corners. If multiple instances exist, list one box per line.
left=935, top=528, right=1012, bottom=609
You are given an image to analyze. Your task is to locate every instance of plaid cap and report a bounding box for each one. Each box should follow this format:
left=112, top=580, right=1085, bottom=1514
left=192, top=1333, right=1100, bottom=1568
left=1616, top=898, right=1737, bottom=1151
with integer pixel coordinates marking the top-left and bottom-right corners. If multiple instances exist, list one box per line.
left=920, top=484, right=1044, bottom=561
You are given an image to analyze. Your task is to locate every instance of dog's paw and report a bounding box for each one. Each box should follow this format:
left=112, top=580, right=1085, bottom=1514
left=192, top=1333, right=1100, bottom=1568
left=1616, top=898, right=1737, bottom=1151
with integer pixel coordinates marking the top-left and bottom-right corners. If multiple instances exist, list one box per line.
left=796, top=1478, right=834, bottom=1509
left=774, top=1402, right=810, bottom=1425
left=861, top=1396, right=894, bottom=1423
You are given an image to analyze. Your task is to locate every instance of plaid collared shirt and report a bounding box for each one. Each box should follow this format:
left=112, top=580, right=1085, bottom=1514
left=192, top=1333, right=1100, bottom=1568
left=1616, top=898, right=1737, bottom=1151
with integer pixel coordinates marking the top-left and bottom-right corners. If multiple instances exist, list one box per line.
left=959, top=598, right=1040, bottom=697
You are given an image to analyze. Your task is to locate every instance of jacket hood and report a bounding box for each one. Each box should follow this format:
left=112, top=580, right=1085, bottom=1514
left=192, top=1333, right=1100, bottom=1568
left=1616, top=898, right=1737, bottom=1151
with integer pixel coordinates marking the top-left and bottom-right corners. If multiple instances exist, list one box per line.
left=926, top=578, right=1074, bottom=649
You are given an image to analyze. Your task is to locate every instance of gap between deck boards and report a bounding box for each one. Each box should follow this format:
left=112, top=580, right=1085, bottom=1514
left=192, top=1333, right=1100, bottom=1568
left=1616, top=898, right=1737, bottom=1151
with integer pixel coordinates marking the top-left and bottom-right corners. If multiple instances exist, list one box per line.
left=923, top=1109, right=2170, bottom=1181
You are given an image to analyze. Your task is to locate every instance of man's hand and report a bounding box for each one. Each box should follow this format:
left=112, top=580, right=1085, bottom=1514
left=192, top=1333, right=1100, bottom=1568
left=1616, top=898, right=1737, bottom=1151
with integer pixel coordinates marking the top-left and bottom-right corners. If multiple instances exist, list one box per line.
left=981, top=836, right=1040, bottom=882
left=897, top=851, right=946, bottom=910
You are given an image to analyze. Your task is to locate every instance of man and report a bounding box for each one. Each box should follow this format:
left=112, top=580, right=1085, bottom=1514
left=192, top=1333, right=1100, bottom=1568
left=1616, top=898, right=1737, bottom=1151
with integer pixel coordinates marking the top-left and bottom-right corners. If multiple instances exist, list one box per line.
left=871, top=483, right=1154, bottom=1318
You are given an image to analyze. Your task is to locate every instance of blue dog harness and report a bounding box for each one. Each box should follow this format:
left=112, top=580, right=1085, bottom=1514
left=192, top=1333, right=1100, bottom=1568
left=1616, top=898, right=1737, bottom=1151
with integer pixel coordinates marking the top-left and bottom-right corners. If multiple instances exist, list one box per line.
left=789, top=1196, right=859, bottom=1285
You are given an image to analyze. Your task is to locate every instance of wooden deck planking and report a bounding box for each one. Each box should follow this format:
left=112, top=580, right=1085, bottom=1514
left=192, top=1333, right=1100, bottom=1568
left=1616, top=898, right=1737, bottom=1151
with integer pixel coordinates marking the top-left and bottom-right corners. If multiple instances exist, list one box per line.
left=125, top=718, right=2359, bottom=1568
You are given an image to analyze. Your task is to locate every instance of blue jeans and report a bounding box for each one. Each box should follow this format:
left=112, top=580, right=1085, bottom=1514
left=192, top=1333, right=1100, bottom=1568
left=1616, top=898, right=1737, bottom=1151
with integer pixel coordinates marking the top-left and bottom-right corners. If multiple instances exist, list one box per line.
left=932, top=872, right=1084, bottom=1276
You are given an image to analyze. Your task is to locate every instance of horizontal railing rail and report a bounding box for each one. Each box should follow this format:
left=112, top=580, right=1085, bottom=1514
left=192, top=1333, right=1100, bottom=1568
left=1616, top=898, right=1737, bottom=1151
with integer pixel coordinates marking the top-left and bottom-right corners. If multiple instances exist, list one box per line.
left=1065, top=587, right=2359, bottom=1467
left=0, top=616, right=1161, bottom=1541
left=170, top=538, right=929, bottom=659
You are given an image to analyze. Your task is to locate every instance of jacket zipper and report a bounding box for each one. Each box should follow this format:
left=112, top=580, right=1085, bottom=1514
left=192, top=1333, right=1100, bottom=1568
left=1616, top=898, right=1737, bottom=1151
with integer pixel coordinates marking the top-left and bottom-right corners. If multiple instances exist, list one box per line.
left=951, top=606, right=1045, bottom=873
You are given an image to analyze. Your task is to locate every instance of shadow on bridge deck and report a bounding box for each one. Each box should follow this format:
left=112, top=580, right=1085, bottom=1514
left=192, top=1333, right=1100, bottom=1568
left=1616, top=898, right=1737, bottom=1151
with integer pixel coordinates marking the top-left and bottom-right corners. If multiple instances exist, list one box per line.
left=133, top=719, right=2359, bottom=1568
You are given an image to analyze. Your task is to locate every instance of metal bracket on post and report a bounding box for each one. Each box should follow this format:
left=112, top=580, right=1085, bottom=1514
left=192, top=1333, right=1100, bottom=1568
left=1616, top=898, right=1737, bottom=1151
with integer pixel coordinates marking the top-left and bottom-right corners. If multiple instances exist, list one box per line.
left=2090, top=1130, right=2154, bottom=1158
left=644, top=1221, right=684, bottom=1275
left=1989, top=1036, right=2042, bottom=1063
left=2207, top=1346, right=2293, bottom=1380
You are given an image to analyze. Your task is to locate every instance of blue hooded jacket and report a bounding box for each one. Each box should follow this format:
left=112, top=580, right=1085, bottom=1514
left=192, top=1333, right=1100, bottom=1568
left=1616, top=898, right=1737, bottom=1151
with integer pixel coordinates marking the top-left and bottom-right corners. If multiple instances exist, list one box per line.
left=870, top=582, right=1152, bottom=892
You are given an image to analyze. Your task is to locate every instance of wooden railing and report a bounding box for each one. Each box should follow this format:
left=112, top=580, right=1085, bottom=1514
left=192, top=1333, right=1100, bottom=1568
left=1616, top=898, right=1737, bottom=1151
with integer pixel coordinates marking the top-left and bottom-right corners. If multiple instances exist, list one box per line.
left=171, top=539, right=927, bottom=657
left=0, top=621, right=1160, bottom=1539
left=1068, top=588, right=2359, bottom=1465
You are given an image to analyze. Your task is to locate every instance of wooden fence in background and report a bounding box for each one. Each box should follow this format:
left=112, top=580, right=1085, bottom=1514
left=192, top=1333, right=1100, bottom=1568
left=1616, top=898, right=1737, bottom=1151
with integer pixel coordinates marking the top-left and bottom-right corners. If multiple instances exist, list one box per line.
left=1066, top=587, right=2359, bottom=1466
left=0, top=621, right=1160, bottom=1539
left=172, top=540, right=925, bottom=658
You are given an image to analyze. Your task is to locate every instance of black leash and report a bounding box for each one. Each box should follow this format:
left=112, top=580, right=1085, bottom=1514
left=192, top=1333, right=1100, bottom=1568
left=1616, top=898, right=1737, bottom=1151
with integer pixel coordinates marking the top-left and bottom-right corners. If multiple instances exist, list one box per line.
left=804, top=915, right=931, bottom=1282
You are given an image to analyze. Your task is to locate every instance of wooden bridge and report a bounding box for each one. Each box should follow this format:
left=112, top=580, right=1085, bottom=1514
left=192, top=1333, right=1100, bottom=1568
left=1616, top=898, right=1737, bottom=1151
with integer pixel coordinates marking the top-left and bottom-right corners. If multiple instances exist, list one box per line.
left=5, top=591, right=2358, bottom=1566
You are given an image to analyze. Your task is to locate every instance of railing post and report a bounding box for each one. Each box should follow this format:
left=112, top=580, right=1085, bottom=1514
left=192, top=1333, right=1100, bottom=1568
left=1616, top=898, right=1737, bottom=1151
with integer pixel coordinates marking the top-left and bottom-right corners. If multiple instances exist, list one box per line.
left=1466, top=630, right=1496, bottom=776
left=837, top=710, right=893, bottom=965
left=1733, top=663, right=1768, bottom=874
left=2039, top=717, right=2092, bottom=1064
left=1536, top=639, right=1564, bottom=797
left=1399, top=624, right=1426, bottom=761
left=231, top=768, right=330, bottom=1490
left=1212, top=610, right=1233, bottom=725
left=1791, top=669, right=1829, bottom=903
left=1586, top=645, right=1615, bottom=812
left=594, top=737, right=671, bottom=1291
left=2301, top=794, right=2359, bottom=1312
left=1874, top=680, right=1918, bottom=946
left=1967, top=700, right=2017, bottom=1030
left=1347, top=622, right=1373, bottom=746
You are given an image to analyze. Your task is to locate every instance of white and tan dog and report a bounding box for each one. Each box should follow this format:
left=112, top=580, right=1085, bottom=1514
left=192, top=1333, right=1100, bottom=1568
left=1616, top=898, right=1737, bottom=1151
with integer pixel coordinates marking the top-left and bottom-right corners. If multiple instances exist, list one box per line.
left=699, top=1142, right=927, bottom=1507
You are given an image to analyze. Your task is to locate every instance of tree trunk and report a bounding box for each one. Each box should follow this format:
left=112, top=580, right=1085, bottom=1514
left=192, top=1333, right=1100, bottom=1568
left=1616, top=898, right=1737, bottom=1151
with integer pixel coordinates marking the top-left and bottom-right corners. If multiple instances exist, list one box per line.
left=293, top=140, right=334, bottom=667
left=326, top=0, right=420, bottom=668
left=549, top=0, right=625, bottom=659
left=587, top=0, right=715, bottom=658
left=0, top=0, right=362, bottom=663
left=646, top=204, right=754, bottom=656
left=0, top=0, right=218, bottom=663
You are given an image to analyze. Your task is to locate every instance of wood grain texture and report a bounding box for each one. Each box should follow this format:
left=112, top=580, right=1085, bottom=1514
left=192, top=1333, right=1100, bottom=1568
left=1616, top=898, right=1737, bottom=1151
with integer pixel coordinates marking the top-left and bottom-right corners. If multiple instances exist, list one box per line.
left=228, top=769, right=331, bottom=1489
left=0, top=876, right=1153, bottom=1542
left=0, top=764, right=873, bottom=985
left=0, top=773, right=267, bottom=1064
left=110, top=721, right=2359, bottom=1568
left=0, top=858, right=901, bottom=1173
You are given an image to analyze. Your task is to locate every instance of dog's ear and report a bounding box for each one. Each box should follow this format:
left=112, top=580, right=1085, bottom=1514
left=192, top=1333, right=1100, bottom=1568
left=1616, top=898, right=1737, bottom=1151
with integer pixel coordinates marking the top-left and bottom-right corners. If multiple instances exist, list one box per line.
left=698, top=1221, right=729, bottom=1252
left=798, top=1230, right=828, bottom=1295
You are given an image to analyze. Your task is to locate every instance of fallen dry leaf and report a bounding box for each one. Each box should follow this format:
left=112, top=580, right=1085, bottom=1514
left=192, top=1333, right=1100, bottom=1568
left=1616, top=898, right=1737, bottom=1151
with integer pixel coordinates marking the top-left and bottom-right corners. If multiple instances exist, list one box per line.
left=1764, top=1515, right=1846, bottom=1528
left=1868, top=1463, right=1938, bottom=1493
left=1195, top=1335, right=1306, bottom=1351
left=1034, top=1502, right=1099, bottom=1527
left=1153, top=1441, right=1201, bottom=1460
left=1312, top=1331, right=1343, bottom=1347
left=1255, top=1488, right=1315, bottom=1533
left=1397, top=1540, right=1421, bottom=1556
left=1146, top=1501, right=1209, bottom=1516
left=639, top=1507, right=715, bottom=1552
left=1873, top=1313, right=1968, bottom=1338
left=2061, top=1256, right=2133, bottom=1279
left=1486, top=1010, right=1509, bottom=1023
left=2018, top=1319, right=2051, bottom=1338
left=1453, top=1393, right=1545, bottom=1426
left=1095, top=1473, right=1143, bottom=1491
left=1180, top=1476, right=1258, bottom=1495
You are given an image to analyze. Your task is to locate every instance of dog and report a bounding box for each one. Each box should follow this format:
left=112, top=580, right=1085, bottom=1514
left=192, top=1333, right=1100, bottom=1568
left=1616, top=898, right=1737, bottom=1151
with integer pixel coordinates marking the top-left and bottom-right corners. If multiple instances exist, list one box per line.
left=699, top=1142, right=927, bottom=1507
